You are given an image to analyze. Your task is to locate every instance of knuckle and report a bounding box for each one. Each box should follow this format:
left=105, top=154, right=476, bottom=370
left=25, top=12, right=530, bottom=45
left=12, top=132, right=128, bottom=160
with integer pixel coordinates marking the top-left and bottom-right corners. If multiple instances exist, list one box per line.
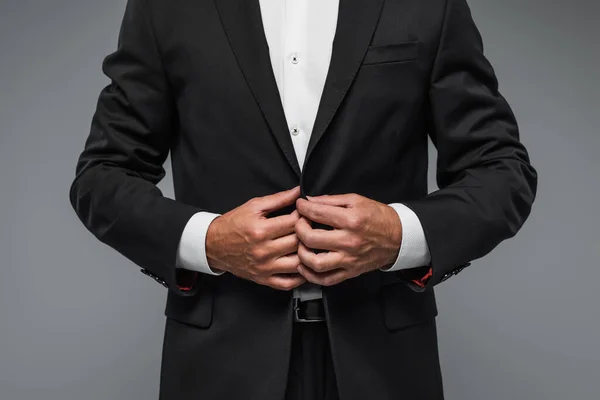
left=311, top=258, right=325, bottom=272
left=250, top=246, right=267, bottom=261
left=300, top=232, right=313, bottom=247
left=291, top=210, right=301, bottom=221
left=322, top=276, right=336, bottom=286
left=308, top=207, right=320, bottom=219
left=290, top=252, right=301, bottom=264
left=316, top=209, right=327, bottom=221
left=248, top=226, right=266, bottom=241
left=278, top=281, right=296, bottom=291
left=346, top=215, right=360, bottom=229
left=294, top=224, right=304, bottom=237
left=347, top=235, right=363, bottom=249
left=297, top=252, right=307, bottom=266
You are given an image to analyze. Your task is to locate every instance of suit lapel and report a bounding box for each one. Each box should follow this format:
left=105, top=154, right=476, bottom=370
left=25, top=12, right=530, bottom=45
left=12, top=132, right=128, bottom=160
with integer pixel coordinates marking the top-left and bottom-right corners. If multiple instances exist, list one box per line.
left=213, top=0, right=385, bottom=178
left=213, top=0, right=302, bottom=177
left=303, top=0, right=385, bottom=170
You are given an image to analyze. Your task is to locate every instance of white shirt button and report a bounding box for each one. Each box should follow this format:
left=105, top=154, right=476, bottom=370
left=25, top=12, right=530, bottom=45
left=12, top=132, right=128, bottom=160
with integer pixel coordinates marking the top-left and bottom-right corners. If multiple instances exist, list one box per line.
left=290, top=125, right=300, bottom=136
left=290, top=52, right=299, bottom=64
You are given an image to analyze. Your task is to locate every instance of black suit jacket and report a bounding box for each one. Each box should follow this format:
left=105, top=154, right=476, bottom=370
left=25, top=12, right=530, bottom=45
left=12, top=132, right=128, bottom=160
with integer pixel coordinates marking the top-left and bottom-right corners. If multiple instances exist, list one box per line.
left=69, top=0, right=537, bottom=398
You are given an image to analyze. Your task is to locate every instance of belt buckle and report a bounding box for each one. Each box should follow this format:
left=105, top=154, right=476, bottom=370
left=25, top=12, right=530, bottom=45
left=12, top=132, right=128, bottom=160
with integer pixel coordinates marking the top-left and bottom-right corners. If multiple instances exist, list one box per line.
left=293, top=297, right=325, bottom=323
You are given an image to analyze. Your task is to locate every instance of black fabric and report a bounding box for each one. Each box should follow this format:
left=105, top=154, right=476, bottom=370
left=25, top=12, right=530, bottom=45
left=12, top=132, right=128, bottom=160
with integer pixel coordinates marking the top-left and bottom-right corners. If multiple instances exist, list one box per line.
left=68, top=0, right=538, bottom=398
left=285, top=322, right=339, bottom=400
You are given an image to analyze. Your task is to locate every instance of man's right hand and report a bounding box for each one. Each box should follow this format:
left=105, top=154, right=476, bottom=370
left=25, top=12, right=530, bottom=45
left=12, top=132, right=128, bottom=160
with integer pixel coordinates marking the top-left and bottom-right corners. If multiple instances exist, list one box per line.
left=205, top=186, right=306, bottom=291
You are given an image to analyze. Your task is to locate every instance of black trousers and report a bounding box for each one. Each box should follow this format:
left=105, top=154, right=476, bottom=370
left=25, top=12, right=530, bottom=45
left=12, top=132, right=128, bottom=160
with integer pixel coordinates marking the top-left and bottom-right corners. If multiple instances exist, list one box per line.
left=284, top=322, right=340, bottom=400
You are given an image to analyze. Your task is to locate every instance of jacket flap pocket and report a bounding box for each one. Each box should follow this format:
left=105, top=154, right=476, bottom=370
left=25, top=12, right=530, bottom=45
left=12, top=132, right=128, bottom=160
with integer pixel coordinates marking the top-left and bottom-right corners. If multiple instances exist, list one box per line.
left=362, top=41, right=419, bottom=65
left=380, top=282, right=438, bottom=331
left=164, top=282, right=214, bottom=329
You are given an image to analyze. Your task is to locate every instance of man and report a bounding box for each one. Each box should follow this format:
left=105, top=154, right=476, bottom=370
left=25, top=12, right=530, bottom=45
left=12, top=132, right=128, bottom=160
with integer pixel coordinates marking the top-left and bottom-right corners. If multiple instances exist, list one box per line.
left=69, top=0, right=537, bottom=399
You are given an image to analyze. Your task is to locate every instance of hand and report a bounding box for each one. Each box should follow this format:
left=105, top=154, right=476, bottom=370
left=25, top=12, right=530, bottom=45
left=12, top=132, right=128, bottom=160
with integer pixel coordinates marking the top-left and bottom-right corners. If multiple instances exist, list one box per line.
left=294, top=193, right=402, bottom=286
left=205, top=186, right=306, bottom=291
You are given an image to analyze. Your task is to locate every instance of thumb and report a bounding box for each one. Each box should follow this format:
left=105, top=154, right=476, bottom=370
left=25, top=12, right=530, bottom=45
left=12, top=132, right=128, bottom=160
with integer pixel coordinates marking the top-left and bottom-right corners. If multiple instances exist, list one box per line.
left=306, top=193, right=355, bottom=207
left=255, top=185, right=301, bottom=213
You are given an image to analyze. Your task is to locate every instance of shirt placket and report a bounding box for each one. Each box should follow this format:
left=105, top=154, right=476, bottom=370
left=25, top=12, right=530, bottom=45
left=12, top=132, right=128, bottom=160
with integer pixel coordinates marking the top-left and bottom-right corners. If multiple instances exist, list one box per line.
left=282, top=0, right=309, bottom=170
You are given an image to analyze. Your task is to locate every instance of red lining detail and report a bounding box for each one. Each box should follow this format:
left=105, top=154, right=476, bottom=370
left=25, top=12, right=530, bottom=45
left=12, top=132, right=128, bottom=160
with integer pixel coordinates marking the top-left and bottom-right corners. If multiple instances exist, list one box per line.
left=176, top=269, right=198, bottom=291
left=410, top=267, right=433, bottom=288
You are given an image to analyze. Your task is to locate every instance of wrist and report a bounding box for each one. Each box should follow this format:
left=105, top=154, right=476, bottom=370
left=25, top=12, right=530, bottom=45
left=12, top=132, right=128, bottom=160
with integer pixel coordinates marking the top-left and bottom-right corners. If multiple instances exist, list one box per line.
left=384, top=204, right=403, bottom=266
left=205, top=216, right=226, bottom=273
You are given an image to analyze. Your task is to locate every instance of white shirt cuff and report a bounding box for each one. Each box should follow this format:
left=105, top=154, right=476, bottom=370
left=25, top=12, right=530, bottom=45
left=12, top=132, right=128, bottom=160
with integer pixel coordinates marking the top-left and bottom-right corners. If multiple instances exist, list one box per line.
left=381, top=203, right=431, bottom=271
left=176, top=211, right=225, bottom=275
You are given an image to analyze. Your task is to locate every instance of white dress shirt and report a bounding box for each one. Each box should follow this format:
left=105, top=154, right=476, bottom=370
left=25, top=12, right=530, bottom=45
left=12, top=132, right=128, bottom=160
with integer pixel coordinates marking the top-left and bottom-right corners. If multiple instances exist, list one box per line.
left=176, top=0, right=431, bottom=300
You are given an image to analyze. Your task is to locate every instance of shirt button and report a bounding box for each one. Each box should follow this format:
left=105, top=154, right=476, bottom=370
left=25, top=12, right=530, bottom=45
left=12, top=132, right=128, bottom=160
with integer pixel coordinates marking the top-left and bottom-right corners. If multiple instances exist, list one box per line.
left=290, top=53, right=299, bottom=64
left=290, top=126, right=300, bottom=136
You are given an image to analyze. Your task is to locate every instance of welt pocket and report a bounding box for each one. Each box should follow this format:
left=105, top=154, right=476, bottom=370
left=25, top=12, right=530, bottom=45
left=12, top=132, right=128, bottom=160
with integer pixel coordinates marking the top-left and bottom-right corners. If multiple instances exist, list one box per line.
left=379, top=282, right=437, bottom=331
left=164, top=282, right=214, bottom=329
left=362, top=41, right=419, bottom=66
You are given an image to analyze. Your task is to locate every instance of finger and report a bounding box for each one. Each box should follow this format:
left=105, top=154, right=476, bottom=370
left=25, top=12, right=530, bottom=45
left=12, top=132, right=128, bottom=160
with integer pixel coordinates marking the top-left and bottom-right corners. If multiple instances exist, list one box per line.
left=295, top=216, right=348, bottom=251
left=263, top=252, right=302, bottom=275
left=265, top=274, right=307, bottom=291
left=268, top=233, right=301, bottom=259
left=259, top=209, right=301, bottom=239
left=249, top=235, right=298, bottom=264
left=297, top=264, right=350, bottom=287
left=296, top=198, right=348, bottom=228
left=297, top=241, right=343, bottom=273
left=252, top=186, right=301, bottom=214
left=306, top=193, right=359, bottom=207
left=294, top=215, right=312, bottom=231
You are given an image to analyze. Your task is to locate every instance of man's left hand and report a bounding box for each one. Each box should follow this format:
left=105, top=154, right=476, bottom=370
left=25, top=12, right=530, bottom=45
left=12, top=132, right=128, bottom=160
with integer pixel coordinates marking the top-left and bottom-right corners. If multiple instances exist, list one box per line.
left=294, top=193, right=402, bottom=286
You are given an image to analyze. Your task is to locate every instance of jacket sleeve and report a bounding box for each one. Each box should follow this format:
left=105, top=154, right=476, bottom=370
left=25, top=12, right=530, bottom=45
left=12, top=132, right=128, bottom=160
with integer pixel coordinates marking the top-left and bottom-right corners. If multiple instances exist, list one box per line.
left=402, top=0, right=538, bottom=289
left=68, top=0, right=204, bottom=296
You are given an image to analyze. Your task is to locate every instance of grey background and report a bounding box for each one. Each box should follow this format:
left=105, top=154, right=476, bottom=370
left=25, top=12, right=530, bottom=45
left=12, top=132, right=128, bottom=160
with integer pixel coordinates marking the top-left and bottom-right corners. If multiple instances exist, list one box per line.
left=1, top=0, right=598, bottom=399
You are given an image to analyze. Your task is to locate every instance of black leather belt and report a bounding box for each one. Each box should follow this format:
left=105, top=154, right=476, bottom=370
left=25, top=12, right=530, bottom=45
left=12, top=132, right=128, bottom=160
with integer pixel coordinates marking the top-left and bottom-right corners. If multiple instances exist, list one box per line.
left=293, top=298, right=326, bottom=322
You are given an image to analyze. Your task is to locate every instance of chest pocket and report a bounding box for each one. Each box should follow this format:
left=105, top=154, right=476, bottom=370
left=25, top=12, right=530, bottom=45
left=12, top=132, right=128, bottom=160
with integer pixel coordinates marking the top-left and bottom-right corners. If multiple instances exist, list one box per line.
left=362, top=40, right=420, bottom=66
